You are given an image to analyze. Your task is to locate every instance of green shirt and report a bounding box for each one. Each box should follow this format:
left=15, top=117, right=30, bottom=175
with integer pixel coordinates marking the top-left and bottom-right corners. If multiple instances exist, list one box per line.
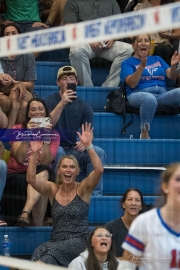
left=4, top=0, right=40, bottom=22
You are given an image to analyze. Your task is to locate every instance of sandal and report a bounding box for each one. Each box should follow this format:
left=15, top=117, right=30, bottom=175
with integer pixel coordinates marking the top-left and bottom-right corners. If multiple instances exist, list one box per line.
left=16, top=211, right=30, bottom=227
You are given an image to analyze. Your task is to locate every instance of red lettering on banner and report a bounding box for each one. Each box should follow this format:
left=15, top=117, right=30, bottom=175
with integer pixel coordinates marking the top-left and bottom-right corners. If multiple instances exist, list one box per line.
left=72, top=27, right=77, bottom=40
left=154, top=11, right=159, bottom=24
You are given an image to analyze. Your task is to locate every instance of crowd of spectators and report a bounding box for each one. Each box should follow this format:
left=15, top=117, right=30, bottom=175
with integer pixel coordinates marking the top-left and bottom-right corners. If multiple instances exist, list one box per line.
left=0, top=0, right=180, bottom=269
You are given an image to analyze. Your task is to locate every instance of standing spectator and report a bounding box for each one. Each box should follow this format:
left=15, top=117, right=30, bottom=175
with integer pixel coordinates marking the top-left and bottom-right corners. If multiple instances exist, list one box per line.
left=106, top=188, right=143, bottom=258
left=29, top=123, right=104, bottom=266
left=0, top=23, right=36, bottom=128
left=63, top=0, right=133, bottom=87
left=44, top=66, right=106, bottom=195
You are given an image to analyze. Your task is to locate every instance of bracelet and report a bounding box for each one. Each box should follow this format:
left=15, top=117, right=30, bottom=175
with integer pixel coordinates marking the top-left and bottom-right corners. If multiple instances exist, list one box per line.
left=85, top=144, right=93, bottom=151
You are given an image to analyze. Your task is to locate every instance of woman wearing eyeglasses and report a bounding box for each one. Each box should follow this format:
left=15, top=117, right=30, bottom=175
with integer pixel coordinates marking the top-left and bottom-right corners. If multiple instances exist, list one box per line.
left=68, top=226, right=120, bottom=270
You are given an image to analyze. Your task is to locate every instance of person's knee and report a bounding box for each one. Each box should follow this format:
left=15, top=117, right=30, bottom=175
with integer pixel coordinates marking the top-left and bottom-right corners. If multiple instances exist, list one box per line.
left=54, top=147, right=66, bottom=168
left=93, top=146, right=106, bottom=165
left=141, top=93, right=158, bottom=109
left=114, top=41, right=133, bottom=56
left=0, top=160, right=7, bottom=176
left=70, top=45, right=89, bottom=61
left=0, top=95, right=11, bottom=114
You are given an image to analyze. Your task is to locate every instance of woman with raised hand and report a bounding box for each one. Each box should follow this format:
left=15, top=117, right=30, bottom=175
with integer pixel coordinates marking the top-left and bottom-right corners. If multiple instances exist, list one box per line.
left=118, top=163, right=180, bottom=270
left=68, top=226, right=120, bottom=270
left=120, top=34, right=180, bottom=139
left=28, top=122, right=104, bottom=266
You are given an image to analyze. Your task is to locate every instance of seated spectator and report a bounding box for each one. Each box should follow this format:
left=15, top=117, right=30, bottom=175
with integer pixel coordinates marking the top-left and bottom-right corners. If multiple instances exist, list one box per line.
left=63, top=0, right=133, bottom=87
left=0, top=23, right=36, bottom=128
left=0, top=0, right=50, bottom=33
left=106, top=188, right=143, bottom=259
left=68, top=226, right=120, bottom=270
left=0, top=141, right=7, bottom=226
left=40, top=0, right=67, bottom=26
left=28, top=123, right=104, bottom=266
left=120, top=34, right=180, bottom=139
left=134, top=0, right=180, bottom=65
left=44, top=66, right=106, bottom=196
left=1, top=97, right=60, bottom=226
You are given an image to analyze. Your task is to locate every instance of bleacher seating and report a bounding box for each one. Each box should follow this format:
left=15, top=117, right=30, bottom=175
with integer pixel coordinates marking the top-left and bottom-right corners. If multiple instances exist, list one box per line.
left=1, top=48, right=179, bottom=260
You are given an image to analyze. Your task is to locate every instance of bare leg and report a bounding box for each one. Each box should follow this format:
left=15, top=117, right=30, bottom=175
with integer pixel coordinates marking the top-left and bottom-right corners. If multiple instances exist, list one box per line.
left=17, top=170, right=49, bottom=226
left=32, top=195, right=48, bottom=226
left=140, top=124, right=150, bottom=139
left=0, top=106, right=8, bottom=128
left=0, top=88, right=33, bottom=128
left=0, top=95, right=10, bottom=128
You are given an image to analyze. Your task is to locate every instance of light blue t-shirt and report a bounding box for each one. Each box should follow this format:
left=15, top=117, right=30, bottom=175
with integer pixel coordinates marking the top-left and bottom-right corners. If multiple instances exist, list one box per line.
left=120, top=56, right=170, bottom=96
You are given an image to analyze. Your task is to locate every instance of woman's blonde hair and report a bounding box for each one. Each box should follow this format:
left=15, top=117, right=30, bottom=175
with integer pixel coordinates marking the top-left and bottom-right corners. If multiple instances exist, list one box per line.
left=55, top=155, right=80, bottom=184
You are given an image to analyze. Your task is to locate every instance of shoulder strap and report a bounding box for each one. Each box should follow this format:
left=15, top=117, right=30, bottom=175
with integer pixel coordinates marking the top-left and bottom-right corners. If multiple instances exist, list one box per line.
left=121, top=84, right=134, bottom=135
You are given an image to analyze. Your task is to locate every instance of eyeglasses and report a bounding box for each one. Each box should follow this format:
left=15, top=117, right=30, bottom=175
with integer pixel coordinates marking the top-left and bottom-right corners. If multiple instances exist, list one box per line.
left=94, top=233, right=112, bottom=238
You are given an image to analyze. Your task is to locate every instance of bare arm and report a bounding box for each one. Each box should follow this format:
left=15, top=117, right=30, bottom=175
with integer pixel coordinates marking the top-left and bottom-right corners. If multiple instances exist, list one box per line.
left=77, top=123, right=104, bottom=200
left=166, top=51, right=180, bottom=80
left=26, top=141, right=56, bottom=200
left=15, top=80, right=34, bottom=92
left=50, top=90, right=77, bottom=126
left=125, top=54, right=146, bottom=88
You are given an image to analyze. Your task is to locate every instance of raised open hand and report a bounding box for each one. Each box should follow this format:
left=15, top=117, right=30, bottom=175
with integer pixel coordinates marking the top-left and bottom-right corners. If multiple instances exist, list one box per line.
left=77, top=122, right=94, bottom=148
left=171, top=51, right=180, bottom=66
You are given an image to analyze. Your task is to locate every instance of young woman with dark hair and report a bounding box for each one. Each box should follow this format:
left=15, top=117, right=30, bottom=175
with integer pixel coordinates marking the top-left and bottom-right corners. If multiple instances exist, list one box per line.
left=1, top=97, right=60, bottom=226
left=118, top=163, right=180, bottom=270
left=106, top=188, right=143, bottom=258
left=68, top=226, right=119, bottom=270
left=0, top=22, right=36, bottom=128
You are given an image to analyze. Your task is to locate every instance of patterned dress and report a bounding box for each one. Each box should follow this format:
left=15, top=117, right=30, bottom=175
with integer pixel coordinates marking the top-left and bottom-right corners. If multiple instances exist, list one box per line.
left=32, top=187, right=89, bottom=266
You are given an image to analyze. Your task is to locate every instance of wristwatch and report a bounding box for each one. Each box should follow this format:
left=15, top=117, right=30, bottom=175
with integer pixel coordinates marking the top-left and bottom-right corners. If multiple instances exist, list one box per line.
left=45, top=21, right=52, bottom=27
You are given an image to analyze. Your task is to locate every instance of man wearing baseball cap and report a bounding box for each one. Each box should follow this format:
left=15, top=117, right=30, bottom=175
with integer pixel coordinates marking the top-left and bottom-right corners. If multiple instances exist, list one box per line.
left=44, top=66, right=105, bottom=195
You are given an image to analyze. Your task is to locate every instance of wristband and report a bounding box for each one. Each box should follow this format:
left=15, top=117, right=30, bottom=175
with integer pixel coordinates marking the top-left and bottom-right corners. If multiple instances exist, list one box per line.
left=44, top=140, right=51, bottom=145
left=86, top=144, right=93, bottom=151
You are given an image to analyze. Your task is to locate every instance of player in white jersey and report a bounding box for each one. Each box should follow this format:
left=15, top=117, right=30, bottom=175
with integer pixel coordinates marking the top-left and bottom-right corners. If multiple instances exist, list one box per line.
left=118, top=163, right=180, bottom=270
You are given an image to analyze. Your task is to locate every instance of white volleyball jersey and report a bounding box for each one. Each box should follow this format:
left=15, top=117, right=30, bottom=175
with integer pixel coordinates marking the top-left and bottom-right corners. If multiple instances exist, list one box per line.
left=122, top=208, right=180, bottom=270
